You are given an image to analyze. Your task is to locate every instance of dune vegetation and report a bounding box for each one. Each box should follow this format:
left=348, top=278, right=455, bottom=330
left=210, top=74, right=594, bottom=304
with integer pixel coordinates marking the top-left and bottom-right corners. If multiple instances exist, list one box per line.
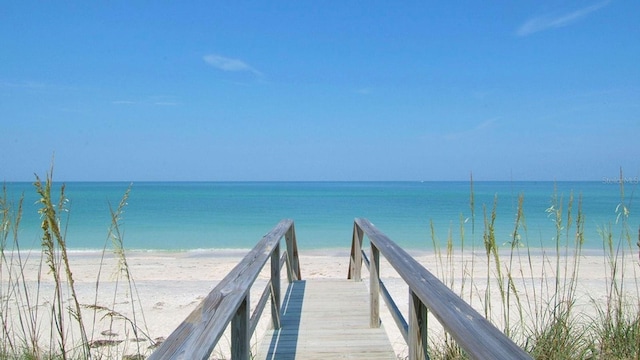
left=425, top=172, right=639, bottom=359
left=1, top=169, right=153, bottom=360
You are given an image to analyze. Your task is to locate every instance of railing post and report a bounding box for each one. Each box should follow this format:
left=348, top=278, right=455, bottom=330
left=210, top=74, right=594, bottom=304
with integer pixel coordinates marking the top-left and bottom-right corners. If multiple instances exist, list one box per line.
left=349, top=221, right=364, bottom=281
left=231, top=294, right=250, bottom=360
left=285, top=224, right=300, bottom=281
left=271, top=242, right=281, bottom=329
left=370, top=243, right=380, bottom=328
left=409, top=290, right=429, bottom=360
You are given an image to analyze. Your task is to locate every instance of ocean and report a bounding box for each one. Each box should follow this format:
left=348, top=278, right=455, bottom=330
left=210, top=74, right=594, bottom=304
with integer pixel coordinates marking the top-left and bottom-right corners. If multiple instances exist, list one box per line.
left=2, top=181, right=638, bottom=252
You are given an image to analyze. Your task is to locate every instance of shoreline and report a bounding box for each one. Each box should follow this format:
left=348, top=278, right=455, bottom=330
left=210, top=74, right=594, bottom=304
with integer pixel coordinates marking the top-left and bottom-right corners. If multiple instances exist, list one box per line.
left=6, top=244, right=623, bottom=257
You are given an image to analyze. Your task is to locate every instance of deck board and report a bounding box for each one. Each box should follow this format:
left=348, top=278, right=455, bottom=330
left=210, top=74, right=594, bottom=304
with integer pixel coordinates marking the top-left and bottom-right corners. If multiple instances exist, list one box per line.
left=256, top=279, right=396, bottom=360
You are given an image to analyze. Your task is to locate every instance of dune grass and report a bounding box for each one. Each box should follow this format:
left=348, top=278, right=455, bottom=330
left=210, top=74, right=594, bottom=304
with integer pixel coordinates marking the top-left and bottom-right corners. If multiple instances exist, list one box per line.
left=425, top=172, right=639, bottom=359
left=0, top=169, right=153, bottom=359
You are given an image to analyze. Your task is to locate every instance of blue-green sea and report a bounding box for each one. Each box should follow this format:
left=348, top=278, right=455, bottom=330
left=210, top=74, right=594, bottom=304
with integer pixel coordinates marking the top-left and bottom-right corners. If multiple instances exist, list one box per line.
left=2, top=181, right=638, bottom=252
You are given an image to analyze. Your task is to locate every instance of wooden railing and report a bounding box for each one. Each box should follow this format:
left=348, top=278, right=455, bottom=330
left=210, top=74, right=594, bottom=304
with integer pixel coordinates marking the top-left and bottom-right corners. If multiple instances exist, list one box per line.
left=348, top=218, right=531, bottom=360
left=149, top=219, right=301, bottom=360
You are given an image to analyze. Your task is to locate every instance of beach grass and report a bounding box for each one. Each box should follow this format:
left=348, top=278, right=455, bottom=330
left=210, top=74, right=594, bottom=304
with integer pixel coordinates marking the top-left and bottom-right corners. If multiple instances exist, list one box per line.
left=424, top=172, right=639, bottom=359
left=1, top=169, right=154, bottom=359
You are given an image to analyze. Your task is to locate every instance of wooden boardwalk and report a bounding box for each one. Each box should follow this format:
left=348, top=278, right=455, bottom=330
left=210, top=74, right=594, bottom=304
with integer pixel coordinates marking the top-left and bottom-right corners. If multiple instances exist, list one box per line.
left=150, top=219, right=530, bottom=360
left=255, top=279, right=396, bottom=360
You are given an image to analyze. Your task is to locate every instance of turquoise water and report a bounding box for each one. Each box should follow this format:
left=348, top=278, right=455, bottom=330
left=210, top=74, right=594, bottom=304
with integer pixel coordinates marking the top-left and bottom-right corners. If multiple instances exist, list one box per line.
left=2, top=181, right=638, bottom=251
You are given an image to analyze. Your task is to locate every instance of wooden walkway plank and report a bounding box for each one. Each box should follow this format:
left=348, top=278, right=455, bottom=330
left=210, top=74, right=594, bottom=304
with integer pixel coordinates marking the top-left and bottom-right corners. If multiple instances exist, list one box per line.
left=256, top=279, right=396, bottom=360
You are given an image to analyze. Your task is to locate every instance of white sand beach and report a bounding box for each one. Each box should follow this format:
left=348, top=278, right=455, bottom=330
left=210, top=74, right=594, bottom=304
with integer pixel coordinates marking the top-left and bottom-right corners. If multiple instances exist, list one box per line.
left=3, top=248, right=639, bottom=358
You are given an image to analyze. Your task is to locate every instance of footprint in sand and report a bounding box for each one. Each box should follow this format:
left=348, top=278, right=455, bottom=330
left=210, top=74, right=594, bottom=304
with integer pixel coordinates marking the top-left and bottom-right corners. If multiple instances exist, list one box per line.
left=153, top=301, right=165, bottom=309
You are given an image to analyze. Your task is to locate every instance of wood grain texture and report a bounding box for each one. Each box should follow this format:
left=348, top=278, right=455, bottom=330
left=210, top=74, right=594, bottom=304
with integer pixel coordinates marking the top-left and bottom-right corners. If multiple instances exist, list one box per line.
left=355, top=218, right=531, bottom=360
left=256, top=279, right=397, bottom=360
left=348, top=222, right=364, bottom=281
left=409, top=290, right=428, bottom=360
left=149, top=219, right=295, bottom=360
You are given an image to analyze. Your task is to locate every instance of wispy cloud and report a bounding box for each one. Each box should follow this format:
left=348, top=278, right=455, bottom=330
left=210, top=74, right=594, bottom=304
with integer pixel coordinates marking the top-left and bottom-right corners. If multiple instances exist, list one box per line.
left=475, top=117, right=497, bottom=130
left=443, top=118, right=499, bottom=141
left=203, top=54, right=262, bottom=76
left=516, top=1, right=610, bottom=37
left=112, top=95, right=180, bottom=106
left=355, top=87, right=373, bottom=95
left=150, top=95, right=181, bottom=106
left=1, top=80, right=46, bottom=88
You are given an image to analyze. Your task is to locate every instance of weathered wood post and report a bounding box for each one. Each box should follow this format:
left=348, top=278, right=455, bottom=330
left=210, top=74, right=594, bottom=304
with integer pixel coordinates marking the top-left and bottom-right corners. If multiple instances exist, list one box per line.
left=231, top=294, right=250, bottom=360
left=349, top=221, right=364, bottom=281
left=370, top=243, right=381, bottom=328
left=285, top=224, right=300, bottom=281
left=409, top=290, right=429, bottom=360
left=270, top=242, right=281, bottom=329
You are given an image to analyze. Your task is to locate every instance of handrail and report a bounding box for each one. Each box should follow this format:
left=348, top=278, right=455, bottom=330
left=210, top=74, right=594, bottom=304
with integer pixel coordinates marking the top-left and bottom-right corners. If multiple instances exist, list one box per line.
left=348, top=218, right=531, bottom=360
left=149, top=219, right=301, bottom=360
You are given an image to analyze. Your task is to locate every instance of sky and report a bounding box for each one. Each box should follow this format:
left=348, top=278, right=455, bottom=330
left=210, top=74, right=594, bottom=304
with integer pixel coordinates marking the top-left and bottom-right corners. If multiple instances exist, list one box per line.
left=1, top=1, right=638, bottom=181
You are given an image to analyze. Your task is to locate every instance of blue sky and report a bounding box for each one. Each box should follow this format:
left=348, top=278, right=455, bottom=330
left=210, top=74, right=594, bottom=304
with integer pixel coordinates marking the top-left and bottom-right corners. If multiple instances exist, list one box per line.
left=1, top=1, right=638, bottom=181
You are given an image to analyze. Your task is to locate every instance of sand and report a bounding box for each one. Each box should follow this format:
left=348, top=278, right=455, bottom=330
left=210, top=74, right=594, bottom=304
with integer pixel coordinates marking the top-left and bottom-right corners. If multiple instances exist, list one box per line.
left=3, top=248, right=639, bottom=358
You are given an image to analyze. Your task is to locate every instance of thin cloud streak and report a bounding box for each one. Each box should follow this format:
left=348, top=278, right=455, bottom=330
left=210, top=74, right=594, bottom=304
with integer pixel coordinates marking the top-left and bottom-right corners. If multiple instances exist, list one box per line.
left=355, top=87, right=373, bottom=95
left=0, top=80, right=48, bottom=89
left=203, top=54, right=262, bottom=76
left=440, top=118, right=499, bottom=141
left=516, top=1, right=610, bottom=36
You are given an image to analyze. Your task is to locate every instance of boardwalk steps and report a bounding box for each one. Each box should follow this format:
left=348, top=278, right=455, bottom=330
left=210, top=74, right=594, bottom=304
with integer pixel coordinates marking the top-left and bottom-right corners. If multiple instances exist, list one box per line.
left=256, top=279, right=396, bottom=360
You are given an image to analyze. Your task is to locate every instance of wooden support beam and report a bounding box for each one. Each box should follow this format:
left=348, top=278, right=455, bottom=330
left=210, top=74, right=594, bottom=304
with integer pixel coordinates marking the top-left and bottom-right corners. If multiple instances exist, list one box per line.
left=231, top=294, right=250, bottom=360
left=349, top=221, right=364, bottom=281
left=409, top=290, right=429, bottom=360
left=270, top=242, right=281, bottom=329
left=370, top=243, right=381, bottom=328
left=285, top=224, right=301, bottom=281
